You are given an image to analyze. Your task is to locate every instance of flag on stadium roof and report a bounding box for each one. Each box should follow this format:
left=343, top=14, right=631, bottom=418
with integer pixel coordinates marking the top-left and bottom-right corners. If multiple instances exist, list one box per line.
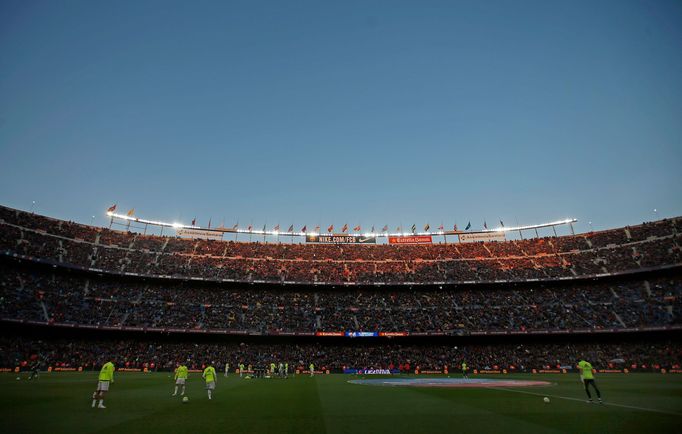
left=353, top=225, right=361, bottom=232
left=499, top=220, right=504, bottom=227
left=483, top=221, right=488, bottom=229
left=396, top=226, right=401, bottom=232
left=274, top=224, right=280, bottom=231
left=208, top=218, right=212, bottom=228
left=107, top=204, right=117, bottom=212
left=262, top=224, right=266, bottom=232
left=301, top=225, right=307, bottom=233
left=382, top=225, right=388, bottom=232
left=424, top=223, right=430, bottom=231
left=191, top=218, right=196, bottom=226
left=438, top=224, right=444, bottom=231
left=342, top=224, right=348, bottom=232
left=127, top=208, right=135, bottom=217
left=327, top=224, right=334, bottom=232
left=454, top=223, right=458, bottom=231
left=288, top=224, right=294, bottom=232
left=247, top=224, right=252, bottom=231
left=232, top=223, right=238, bottom=230
left=465, top=222, right=471, bottom=230
left=411, top=224, right=416, bottom=233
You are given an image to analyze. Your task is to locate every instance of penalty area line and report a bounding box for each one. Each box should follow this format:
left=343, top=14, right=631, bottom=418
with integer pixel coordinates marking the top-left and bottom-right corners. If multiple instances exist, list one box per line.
left=487, top=387, right=682, bottom=417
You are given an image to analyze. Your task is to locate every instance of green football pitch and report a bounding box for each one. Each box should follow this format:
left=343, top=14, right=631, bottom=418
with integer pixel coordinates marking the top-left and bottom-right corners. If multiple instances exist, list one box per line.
left=1, top=372, right=681, bottom=434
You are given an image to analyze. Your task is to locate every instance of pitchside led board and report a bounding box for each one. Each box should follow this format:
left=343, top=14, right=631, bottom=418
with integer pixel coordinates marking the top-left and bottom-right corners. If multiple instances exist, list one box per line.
left=306, top=234, right=376, bottom=244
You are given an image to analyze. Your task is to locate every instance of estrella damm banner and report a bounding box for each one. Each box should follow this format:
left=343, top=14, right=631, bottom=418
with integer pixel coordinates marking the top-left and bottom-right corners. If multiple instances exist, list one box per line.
left=306, top=234, right=376, bottom=244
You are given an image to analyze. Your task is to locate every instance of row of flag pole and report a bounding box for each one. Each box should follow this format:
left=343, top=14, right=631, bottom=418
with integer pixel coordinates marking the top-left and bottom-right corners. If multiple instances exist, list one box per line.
left=108, top=204, right=506, bottom=233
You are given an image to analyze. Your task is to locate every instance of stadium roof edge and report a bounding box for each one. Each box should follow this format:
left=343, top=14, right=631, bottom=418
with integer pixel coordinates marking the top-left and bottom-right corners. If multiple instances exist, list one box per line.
left=105, top=210, right=577, bottom=238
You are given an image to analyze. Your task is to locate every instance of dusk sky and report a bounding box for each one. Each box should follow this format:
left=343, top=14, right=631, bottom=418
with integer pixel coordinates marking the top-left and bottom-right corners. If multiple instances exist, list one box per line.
left=1, top=0, right=681, bottom=236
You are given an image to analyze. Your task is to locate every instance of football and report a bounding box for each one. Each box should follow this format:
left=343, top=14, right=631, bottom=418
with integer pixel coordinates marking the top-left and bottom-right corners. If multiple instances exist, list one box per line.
left=182, top=396, right=189, bottom=403
left=543, top=397, right=550, bottom=404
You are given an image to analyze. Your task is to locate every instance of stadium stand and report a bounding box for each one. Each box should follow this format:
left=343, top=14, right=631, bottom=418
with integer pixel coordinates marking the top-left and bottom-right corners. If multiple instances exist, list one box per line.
left=2, top=334, right=679, bottom=373
left=0, top=261, right=680, bottom=334
left=0, top=205, right=680, bottom=285
left=1, top=205, right=680, bottom=372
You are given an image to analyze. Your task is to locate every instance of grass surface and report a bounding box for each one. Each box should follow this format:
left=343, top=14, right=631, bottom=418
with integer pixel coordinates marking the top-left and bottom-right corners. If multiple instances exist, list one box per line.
left=1, top=372, right=681, bottom=434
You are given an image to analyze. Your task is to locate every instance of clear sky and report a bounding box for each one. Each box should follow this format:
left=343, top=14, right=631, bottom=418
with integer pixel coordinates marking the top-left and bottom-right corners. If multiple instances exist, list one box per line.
left=1, top=0, right=681, bottom=236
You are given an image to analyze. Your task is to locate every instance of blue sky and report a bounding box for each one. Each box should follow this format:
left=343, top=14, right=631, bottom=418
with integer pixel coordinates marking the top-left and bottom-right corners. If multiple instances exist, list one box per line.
left=1, top=0, right=681, bottom=236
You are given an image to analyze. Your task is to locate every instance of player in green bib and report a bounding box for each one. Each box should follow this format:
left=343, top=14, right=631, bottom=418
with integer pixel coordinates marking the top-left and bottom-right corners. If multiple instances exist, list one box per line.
left=577, top=360, right=602, bottom=404
left=309, top=363, right=315, bottom=377
left=173, top=364, right=188, bottom=396
left=91, top=361, right=115, bottom=409
left=203, top=364, right=217, bottom=400
left=239, top=363, right=245, bottom=377
left=461, top=362, right=469, bottom=379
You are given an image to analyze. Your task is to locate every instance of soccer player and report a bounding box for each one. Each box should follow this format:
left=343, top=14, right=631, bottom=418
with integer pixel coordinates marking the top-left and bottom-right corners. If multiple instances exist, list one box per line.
left=278, top=362, right=284, bottom=377
left=92, top=361, right=115, bottom=409
left=461, top=361, right=469, bottom=379
left=224, top=362, right=229, bottom=378
left=270, top=362, right=276, bottom=376
left=173, top=363, right=188, bottom=396
left=309, top=362, right=315, bottom=377
left=284, top=362, right=288, bottom=379
left=28, top=360, right=40, bottom=380
left=203, top=364, right=217, bottom=400
left=577, top=360, right=603, bottom=404
left=239, top=362, right=245, bottom=378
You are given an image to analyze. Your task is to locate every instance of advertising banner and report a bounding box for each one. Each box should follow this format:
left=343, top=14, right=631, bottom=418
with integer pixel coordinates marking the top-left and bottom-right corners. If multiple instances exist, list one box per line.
left=458, top=232, right=506, bottom=243
left=306, top=234, right=376, bottom=244
left=388, top=235, right=433, bottom=244
left=175, top=228, right=224, bottom=241
left=345, top=331, right=378, bottom=337
left=342, top=369, right=400, bottom=375
left=315, top=331, right=344, bottom=337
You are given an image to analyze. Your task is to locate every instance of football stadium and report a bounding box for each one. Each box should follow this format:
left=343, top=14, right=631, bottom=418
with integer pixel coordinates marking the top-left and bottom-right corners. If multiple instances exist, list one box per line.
left=2, top=1, right=682, bottom=433
left=1, top=205, right=681, bottom=433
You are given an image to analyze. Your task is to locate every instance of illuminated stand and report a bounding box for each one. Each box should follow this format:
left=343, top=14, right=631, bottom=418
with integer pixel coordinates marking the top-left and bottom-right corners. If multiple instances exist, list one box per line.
left=107, top=210, right=577, bottom=243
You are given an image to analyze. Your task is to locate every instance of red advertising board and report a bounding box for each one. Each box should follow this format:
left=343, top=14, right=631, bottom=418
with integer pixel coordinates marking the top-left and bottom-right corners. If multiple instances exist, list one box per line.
left=388, top=235, right=432, bottom=244
left=315, top=331, right=344, bottom=337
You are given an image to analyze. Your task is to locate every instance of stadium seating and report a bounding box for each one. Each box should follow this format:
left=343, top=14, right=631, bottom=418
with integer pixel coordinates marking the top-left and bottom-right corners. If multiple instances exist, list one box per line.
left=1, top=335, right=679, bottom=372
left=1, top=258, right=680, bottom=335
left=0, top=205, right=680, bottom=285
left=1, top=205, right=680, bottom=372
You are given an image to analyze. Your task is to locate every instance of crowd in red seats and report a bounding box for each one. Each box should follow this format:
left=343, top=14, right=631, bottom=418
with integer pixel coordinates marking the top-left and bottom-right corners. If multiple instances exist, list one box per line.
left=1, top=261, right=679, bottom=334
left=2, top=335, right=679, bottom=373
left=1, top=205, right=680, bottom=285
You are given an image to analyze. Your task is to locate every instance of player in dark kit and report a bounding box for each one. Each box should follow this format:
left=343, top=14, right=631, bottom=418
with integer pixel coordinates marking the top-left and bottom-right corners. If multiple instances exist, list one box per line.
left=28, top=360, right=40, bottom=380
left=578, top=360, right=603, bottom=404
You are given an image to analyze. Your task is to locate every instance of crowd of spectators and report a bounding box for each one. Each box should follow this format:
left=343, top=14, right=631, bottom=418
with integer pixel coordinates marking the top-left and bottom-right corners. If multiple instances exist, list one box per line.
left=2, top=335, right=679, bottom=372
left=1, top=205, right=680, bottom=285
left=1, top=262, right=679, bottom=334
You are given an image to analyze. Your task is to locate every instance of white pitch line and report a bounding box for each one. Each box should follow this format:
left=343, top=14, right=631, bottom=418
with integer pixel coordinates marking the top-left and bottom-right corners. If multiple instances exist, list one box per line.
left=488, top=387, right=682, bottom=417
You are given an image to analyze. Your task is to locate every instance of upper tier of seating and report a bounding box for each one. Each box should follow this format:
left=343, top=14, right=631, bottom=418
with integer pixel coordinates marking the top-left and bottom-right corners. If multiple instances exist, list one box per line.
left=1, top=205, right=680, bottom=285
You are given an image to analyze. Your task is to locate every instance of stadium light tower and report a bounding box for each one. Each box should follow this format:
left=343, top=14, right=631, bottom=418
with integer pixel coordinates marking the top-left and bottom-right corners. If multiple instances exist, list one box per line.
left=30, top=200, right=36, bottom=214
